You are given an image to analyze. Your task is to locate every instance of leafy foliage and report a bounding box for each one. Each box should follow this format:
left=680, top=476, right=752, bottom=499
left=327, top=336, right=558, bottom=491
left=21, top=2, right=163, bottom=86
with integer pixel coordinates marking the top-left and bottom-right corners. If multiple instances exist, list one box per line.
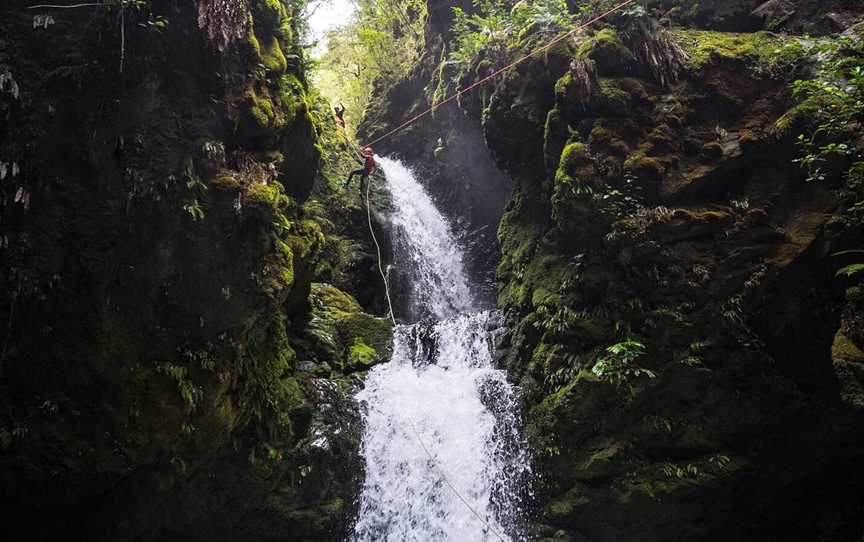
left=315, top=0, right=426, bottom=131
left=183, top=199, right=206, bottom=221
left=450, top=0, right=572, bottom=67
left=663, top=462, right=700, bottom=479
left=616, top=3, right=686, bottom=86
left=833, top=249, right=864, bottom=278
left=592, top=339, right=656, bottom=397
left=791, top=38, right=864, bottom=184
left=156, top=362, right=203, bottom=413
left=787, top=38, right=864, bottom=282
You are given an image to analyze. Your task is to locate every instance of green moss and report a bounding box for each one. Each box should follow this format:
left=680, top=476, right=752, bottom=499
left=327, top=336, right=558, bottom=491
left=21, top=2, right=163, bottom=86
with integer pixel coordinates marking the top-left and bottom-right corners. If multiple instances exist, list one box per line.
left=311, top=283, right=363, bottom=316
left=674, top=30, right=808, bottom=74
left=774, top=99, right=824, bottom=137
left=624, top=151, right=668, bottom=179
left=338, top=313, right=393, bottom=356
left=647, top=124, right=678, bottom=152
left=251, top=0, right=289, bottom=34
left=554, top=72, right=573, bottom=99
left=559, top=142, right=589, bottom=172
left=597, top=78, right=630, bottom=110
left=279, top=92, right=300, bottom=125
left=544, top=107, right=567, bottom=171
left=246, top=31, right=262, bottom=57
left=248, top=89, right=277, bottom=129
left=296, top=219, right=325, bottom=257
left=275, top=238, right=295, bottom=286
left=211, top=173, right=241, bottom=191
left=577, top=28, right=632, bottom=61
left=280, top=376, right=306, bottom=412
left=302, top=284, right=394, bottom=370
left=575, top=27, right=636, bottom=75
left=261, top=36, right=288, bottom=74
left=347, top=339, right=378, bottom=368
left=246, top=182, right=281, bottom=209
left=616, top=77, right=649, bottom=101
left=589, top=123, right=629, bottom=157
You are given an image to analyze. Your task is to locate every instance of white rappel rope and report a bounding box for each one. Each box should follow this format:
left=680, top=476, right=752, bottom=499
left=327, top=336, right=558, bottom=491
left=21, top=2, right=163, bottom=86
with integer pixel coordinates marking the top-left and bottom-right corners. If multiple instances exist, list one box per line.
left=362, top=171, right=506, bottom=542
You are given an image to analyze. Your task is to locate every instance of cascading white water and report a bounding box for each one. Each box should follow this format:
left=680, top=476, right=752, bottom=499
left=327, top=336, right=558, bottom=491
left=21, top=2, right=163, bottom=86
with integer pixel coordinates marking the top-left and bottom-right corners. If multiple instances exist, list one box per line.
left=350, top=157, right=531, bottom=542
left=379, top=157, right=476, bottom=321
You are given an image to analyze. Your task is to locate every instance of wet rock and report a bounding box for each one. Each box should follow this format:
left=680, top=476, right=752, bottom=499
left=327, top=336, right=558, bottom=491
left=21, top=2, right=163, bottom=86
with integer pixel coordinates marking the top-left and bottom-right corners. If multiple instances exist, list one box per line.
left=363, top=2, right=864, bottom=540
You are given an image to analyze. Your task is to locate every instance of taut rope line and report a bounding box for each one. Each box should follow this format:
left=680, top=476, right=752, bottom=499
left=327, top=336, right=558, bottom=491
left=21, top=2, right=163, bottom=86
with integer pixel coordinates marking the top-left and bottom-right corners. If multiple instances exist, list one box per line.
left=363, top=0, right=640, bottom=149
left=365, top=173, right=397, bottom=326
left=407, top=417, right=506, bottom=542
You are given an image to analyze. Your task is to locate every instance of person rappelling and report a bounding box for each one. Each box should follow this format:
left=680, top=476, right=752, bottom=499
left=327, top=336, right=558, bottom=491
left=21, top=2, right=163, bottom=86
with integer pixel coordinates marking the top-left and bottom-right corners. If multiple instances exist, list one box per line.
left=334, top=102, right=346, bottom=129
left=343, top=146, right=376, bottom=191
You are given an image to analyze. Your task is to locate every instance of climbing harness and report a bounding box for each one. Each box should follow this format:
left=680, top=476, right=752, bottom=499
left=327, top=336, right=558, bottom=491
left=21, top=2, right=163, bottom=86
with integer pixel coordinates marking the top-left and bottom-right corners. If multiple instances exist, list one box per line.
left=363, top=0, right=640, bottom=149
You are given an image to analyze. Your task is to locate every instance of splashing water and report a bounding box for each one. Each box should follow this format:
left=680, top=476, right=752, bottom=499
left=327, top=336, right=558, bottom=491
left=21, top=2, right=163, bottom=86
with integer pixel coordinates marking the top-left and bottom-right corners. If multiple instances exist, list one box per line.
left=350, top=158, right=531, bottom=541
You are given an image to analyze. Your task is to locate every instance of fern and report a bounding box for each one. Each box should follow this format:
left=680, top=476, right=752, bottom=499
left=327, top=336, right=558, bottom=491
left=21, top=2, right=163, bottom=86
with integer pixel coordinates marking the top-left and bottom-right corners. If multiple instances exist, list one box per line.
left=156, top=362, right=203, bottom=412
left=837, top=263, right=864, bottom=277
left=833, top=249, right=864, bottom=277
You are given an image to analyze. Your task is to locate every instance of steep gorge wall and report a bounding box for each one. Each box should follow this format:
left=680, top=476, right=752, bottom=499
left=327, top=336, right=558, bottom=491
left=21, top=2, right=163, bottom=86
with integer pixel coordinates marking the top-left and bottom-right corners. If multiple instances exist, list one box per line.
left=0, top=1, right=391, bottom=540
left=364, top=1, right=864, bottom=540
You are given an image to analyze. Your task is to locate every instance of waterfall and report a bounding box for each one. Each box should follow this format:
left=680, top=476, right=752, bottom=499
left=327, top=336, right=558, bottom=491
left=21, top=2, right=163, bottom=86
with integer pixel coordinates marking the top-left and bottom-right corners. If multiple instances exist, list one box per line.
left=350, top=157, right=531, bottom=542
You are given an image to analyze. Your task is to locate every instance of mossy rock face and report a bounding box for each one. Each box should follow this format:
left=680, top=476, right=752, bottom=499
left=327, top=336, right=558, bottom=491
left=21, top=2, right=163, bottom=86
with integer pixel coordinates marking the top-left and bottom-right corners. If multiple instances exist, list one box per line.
left=420, top=6, right=864, bottom=541
left=261, top=36, right=289, bottom=74
left=0, top=0, right=385, bottom=538
left=544, top=107, right=568, bottom=172
left=347, top=338, right=379, bottom=369
left=656, top=0, right=858, bottom=35
left=301, top=284, right=393, bottom=373
left=674, top=29, right=808, bottom=74
left=577, top=28, right=637, bottom=76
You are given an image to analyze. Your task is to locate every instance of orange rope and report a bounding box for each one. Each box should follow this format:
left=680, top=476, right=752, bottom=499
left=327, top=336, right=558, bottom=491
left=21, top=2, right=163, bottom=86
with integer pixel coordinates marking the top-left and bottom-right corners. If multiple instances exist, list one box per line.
left=363, top=0, right=640, bottom=148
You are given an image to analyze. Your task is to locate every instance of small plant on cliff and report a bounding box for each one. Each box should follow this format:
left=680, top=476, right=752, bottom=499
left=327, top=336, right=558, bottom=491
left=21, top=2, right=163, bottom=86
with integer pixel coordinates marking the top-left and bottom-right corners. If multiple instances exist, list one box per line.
left=592, top=339, right=656, bottom=397
left=790, top=38, right=864, bottom=184
left=833, top=249, right=864, bottom=278
left=156, top=362, right=203, bottom=412
left=662, top=462, right=700, bottom=480
left=0, top=425, right=28, bottom=451
left=183, top=199, right=205, bottom=221
left=182, top=166, right=208, bottom=221
left=617, top=3, right=687, bottom=86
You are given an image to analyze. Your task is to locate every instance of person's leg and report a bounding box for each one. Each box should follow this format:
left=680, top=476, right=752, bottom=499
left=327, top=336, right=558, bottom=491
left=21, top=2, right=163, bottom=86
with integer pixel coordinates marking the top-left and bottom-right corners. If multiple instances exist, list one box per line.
left=344, top=168, right=364, bottom=187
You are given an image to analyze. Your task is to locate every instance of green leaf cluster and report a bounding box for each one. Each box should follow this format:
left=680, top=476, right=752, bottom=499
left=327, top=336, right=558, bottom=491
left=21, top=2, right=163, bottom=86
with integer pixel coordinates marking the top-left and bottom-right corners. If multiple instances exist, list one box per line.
left=314, top=0, right=427, bottom=132
left=450, top=0, right=572, bottom=67
left=591, top=339, right=656, bottom=397
left=790, top=39, right=864, bottom=184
